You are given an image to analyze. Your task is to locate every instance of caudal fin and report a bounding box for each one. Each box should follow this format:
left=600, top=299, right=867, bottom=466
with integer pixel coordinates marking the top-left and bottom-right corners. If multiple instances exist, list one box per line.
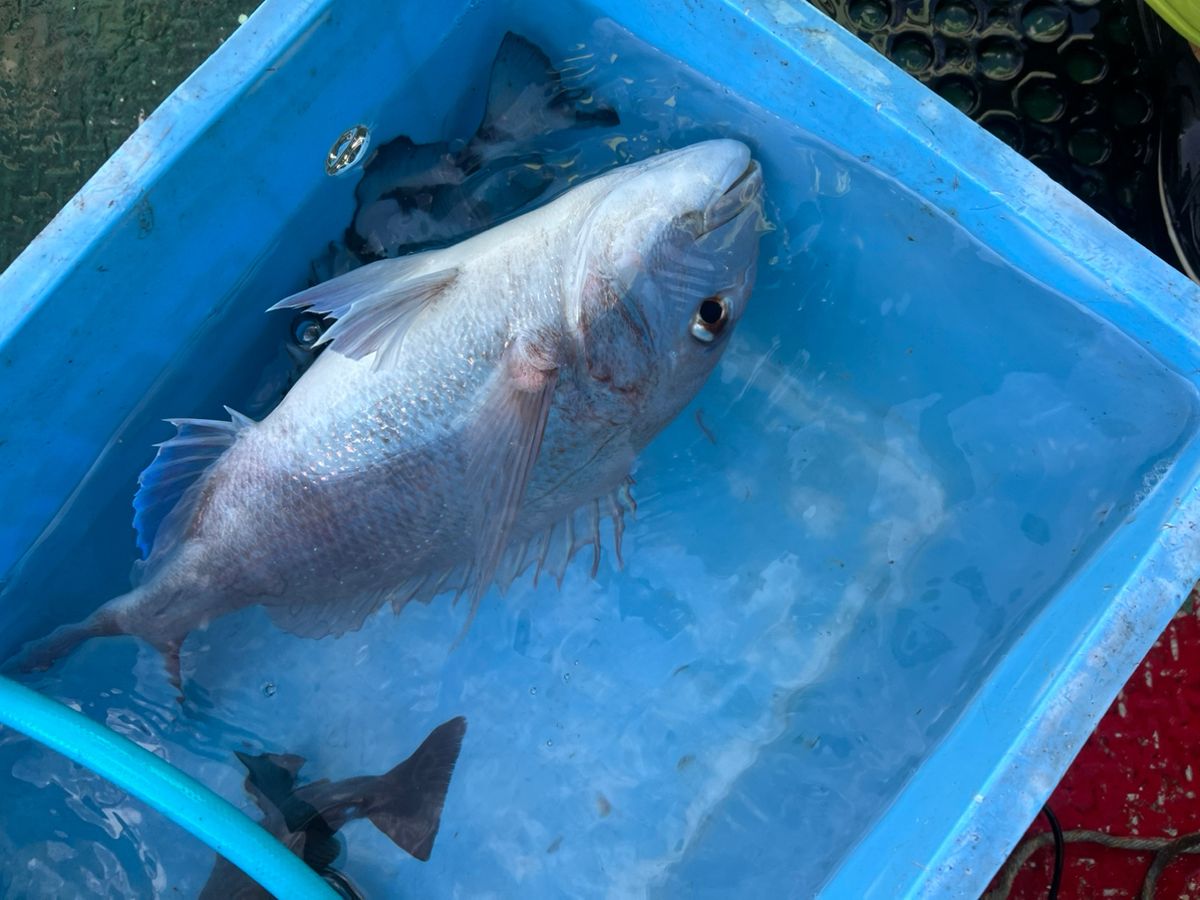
left=7, top=587, right=185, bottom=692
left=7, top=606, right=123, bottom=674
left=476, top=33, right=618, bottom=146
left=365, top=716, right=467, bottom=861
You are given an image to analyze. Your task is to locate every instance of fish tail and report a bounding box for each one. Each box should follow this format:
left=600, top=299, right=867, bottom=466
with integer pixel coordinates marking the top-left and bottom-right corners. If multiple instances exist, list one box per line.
left=7, top=596, right=130, bottom=675
left=365, top=716, right=467, bottom=861
left=6, top=581, right=178, bottom=675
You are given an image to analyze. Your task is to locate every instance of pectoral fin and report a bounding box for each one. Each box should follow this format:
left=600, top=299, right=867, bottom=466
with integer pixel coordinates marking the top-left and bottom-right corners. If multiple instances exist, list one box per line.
left=235, top=751, right=305, bottom=820
left=270, top=256, right=458, bottom=371
left=460, top=340, right=558, bottom=622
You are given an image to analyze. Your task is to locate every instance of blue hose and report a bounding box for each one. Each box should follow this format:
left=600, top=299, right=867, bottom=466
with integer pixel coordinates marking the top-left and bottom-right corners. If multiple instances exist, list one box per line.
left=0, top=675, right=337, bottom=899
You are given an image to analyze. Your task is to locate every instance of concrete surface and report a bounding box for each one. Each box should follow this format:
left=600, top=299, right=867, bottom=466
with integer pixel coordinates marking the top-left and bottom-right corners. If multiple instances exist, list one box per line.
left=0, top=0, right=260, bottom=270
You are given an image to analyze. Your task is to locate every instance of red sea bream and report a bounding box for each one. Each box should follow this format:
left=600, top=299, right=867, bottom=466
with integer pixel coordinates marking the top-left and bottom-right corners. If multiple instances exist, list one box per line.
left=17, top=139, right=765, bottom=682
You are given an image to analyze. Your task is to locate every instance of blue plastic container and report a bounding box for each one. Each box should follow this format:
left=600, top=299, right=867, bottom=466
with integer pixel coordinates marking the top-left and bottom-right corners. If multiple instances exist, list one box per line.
left=3, top=0, right=1200, bottom=896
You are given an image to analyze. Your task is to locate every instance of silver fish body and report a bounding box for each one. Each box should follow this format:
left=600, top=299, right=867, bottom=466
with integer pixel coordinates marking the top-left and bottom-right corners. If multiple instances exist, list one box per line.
left=16, top=139, right=765, bottom=679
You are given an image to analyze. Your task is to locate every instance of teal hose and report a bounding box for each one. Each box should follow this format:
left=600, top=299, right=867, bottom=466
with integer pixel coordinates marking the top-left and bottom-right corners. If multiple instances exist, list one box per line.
left=0, top=675, right=337, bottom=899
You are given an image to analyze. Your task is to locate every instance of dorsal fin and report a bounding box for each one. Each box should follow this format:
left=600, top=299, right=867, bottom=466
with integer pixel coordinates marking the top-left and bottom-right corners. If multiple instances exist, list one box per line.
left=269, top=256, right=458, bottom=371
left=384, top=478, right=638, bottom=616
left=516, top=477, right=637, bottom=589
left=132, top=407, right=252, bottom=566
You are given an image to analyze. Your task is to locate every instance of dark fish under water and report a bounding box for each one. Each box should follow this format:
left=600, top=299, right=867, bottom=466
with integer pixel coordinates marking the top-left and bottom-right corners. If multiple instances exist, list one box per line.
left=12, top=139, right=765, bottom=686
left=346, top=31, right=619, bottom=263
left=200, top=716, right=467, bottom=899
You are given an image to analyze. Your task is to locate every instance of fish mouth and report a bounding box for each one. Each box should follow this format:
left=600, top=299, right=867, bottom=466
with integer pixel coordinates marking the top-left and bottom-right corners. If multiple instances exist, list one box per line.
left=723, top=159, right=762, bottom=199
left=701, top=160, right=764, bottom=236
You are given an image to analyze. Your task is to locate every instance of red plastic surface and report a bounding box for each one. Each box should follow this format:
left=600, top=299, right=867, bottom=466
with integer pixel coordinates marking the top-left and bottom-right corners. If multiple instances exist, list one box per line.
left=995, top=595, right=1200, bottom=898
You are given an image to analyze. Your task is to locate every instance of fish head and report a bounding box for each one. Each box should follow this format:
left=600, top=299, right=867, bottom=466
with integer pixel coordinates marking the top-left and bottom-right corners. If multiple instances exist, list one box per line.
left=571, top=139, right=764, bottom=438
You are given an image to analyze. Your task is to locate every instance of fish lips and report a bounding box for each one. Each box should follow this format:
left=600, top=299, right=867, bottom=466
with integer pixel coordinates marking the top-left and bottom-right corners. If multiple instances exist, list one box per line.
left=700, top=160, right=765, bottom=237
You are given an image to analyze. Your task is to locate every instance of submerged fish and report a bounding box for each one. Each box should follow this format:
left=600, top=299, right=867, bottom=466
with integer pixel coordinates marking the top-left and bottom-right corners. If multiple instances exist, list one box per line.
left=14, top=138, right=765, bottom=682
left=301, top=32, right=621, bottom=401
left=200, top=716, right=466, bottom=899
left=348, top=31, right=619, bottom=261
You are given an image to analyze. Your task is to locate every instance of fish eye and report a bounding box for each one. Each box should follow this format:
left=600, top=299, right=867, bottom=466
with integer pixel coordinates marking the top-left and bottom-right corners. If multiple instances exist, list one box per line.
left=690, top=296, right=729, bottom=343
